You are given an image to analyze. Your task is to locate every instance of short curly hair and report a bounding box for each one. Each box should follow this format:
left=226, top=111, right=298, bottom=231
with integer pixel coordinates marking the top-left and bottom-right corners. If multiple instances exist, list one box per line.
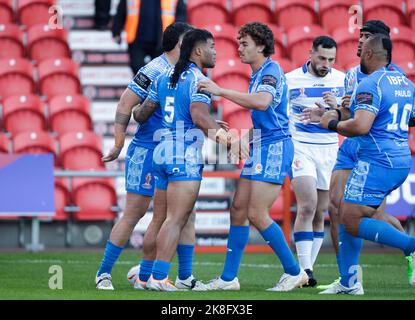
left=238, top=22, right=275, bottom=57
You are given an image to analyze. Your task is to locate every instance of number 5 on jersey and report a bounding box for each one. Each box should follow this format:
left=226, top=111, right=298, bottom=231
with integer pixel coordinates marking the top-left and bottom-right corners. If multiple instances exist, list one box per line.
left=164, top=96, right=175, bottom=123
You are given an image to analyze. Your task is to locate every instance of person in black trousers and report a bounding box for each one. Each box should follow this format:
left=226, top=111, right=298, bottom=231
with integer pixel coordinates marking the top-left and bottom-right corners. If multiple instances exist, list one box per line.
left=95, top=0, right=112, bottom=30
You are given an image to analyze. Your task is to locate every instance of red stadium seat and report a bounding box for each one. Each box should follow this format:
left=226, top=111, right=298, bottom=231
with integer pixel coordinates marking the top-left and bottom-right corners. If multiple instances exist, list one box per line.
left=12, top=131, right=56, bottom=157
left=54, top=178, right=70, bottom=220
left=0, top=58, right=35, bottom=100
left=319, top=0, right=357, bottom=33
left=0, top=24, right=24, bottom=59
left=277, top=58, right=297, bottom=73
left=286, top=24, right=325, bottom=66
left=0, top=0, right=13, bottom=23
left=363, top=0, right=406, bottom=27
left=59, top=131, right=104, bottom=170
left=48, top=94, right=92, bottom=136
left=269, top=24, right=285, bottom=58
left=17, top=0, right=55, bottom=27
left=231, top=0, right=273, bottom=27
left=396, top=60, right=415, bottom=83
left=275, top=0, right=317, bottom=32
left=409, top=0, right=415, bottom=30
left=0, top=133, right=10, bottom=153
left=71, top=177, right=117, bottom=221
left=332, top=27, right=360, bottom=70
left=203, top=24, right=238, bottom=60
left=211, top=58, right=250, bottom=108
left=188, top=0, right=229, bottom=26
left=221, top=99, right=244, bottom=120
left=389, top=26, right=415, bottom=61
left=225, top=109, right=252, bottom=131
left=343, top=59, right=361, bottom=73
left=27, top=24, right=70, bottom=63
left=409, top=127, right=415, bottom=155
left=38, top=57, right=81, bottom=97
left=3, top=94, right=46, bottom=135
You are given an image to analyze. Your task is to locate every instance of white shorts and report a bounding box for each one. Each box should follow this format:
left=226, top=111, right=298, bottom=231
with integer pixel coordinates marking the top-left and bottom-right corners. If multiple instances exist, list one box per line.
left=291, top=142, right=339, bottom=190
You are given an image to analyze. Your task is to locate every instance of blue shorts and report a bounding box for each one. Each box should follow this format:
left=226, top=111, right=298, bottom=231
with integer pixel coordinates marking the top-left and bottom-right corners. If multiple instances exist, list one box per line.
left=333, top=138, right=359, bottom=171
left=343, top=160, right=410, bottom=206
left=152, top=140, right=204, bottom=190
left=125, top=143, right=155, bottom=197
left=241, top=138, right=293, bottom=185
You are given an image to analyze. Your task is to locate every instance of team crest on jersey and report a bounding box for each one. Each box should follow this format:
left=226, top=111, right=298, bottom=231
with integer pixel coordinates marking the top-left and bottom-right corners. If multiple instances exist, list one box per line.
left=254, top=163, right=263, bottom=174
left=141, top=173, right=152, bottom=189
left=331, top=87, right=340, bottom=97
left=293, top=159, right=301, bottom=169
left=299, top=87, right=307, bottom=97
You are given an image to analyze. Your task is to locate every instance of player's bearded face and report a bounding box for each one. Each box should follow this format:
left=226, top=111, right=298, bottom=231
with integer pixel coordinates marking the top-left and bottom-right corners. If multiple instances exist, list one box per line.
left=310, top=47, right=336, bottom=77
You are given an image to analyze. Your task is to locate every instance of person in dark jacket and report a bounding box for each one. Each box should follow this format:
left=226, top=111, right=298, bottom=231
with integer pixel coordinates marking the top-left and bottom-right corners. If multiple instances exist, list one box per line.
left=112, top=0, right=187, bottom=75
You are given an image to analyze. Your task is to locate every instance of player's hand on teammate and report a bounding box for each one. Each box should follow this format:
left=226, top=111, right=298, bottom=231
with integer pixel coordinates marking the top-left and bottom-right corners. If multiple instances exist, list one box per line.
left=215, top=120, right=229, bottom=131
left=198, top=80, right=222, bottom=96
left=319, top=110, right=339, bottom=129
left=300, top=104, right=326, bottom=124
left=228, top=138, right=249, bottom=162
left=322, top=91, right=338, bottom=108
left=102, top=146, right=122, bottom=162
left=341, top=95, right=352, bottom=108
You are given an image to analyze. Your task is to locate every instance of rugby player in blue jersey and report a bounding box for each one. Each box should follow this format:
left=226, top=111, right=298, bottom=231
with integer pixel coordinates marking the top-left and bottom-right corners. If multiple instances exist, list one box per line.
left=317, top=34, right=415, bottom=294
left=198, top=22, right=308, bottom=292
left=302, top=21, right=412, bottom=291
left=95, top=22, right=206, bottom=290
left=132, top=28, right=237, bottom=291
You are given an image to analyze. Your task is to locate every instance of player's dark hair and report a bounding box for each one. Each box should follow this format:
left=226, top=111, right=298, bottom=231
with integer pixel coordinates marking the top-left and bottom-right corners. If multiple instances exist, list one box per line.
left=367, top=33, right=393, bottom=64
left=162, top=22, right=194, bottom=52
left=238, top=22, right=275, bottom=57
left=361, top=20, right=390, bottom=36
left=170, top=28, right=213, bottom=87
left=312, top=36, right=337, bottom=51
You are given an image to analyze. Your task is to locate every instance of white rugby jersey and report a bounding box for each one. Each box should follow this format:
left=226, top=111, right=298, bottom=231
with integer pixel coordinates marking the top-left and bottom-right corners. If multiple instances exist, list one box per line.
left=286, top=62, right=345, bottom=145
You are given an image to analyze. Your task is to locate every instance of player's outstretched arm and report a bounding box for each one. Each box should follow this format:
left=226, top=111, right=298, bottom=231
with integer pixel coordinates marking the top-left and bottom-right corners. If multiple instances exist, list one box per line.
left=102, top=88, right=141, bottom=162
left=132, top=98, right=159, bottom=124
left=322, top=109, right=375, bottom=137
left=198, top=79, right=272, bottom=110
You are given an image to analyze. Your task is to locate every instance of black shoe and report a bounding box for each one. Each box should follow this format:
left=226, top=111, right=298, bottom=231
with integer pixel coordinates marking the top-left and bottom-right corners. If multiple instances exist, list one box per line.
left=303, top=269, right=317, bottom=287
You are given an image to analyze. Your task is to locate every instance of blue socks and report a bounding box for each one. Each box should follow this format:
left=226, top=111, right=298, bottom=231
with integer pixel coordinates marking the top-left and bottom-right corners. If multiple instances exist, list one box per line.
left=262, top=222, right=300, bottom=276
left=138, top=259, right=154, bottom=282
left=97, top=240, right=124, bottom=276
left=177, top=244, right=194, bottom=280
left=221, top=225, right=250, bottom=281
left=152, top=260, right=171, bottom=280
left=358, top=217, right=415, bottom=256
left=338, top=224, right=363, bottom=287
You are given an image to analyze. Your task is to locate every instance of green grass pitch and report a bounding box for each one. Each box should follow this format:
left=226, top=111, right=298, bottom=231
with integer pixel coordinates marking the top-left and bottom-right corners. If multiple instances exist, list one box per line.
left=0, top=250, right=414, bottom=300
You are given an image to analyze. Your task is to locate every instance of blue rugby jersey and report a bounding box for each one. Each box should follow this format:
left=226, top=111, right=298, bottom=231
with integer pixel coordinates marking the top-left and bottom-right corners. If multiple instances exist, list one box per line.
left=350, top=67, right=415, bottom=168
left=147, top=62, right=212, bottom=147
left=249, top=57, right=291, bottom=144
left=127, top=54, right=172, bottom=149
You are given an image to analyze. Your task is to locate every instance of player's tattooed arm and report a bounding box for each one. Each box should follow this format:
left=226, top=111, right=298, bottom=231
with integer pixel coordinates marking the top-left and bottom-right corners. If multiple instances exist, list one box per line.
left=102, top=88, right=141, bottom=162
left=133, top=98, right=159, bottom=124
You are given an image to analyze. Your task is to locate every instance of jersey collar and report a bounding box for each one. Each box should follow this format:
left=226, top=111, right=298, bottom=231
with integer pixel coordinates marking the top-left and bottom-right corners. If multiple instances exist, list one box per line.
left=252, top=57, right=272, bottom=77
